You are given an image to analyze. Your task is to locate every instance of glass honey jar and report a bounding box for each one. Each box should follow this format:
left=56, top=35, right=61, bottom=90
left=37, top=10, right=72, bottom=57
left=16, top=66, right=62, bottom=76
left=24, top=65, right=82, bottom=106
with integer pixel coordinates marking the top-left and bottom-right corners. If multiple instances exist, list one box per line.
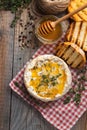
left=35, top=15, right=69, bottom=44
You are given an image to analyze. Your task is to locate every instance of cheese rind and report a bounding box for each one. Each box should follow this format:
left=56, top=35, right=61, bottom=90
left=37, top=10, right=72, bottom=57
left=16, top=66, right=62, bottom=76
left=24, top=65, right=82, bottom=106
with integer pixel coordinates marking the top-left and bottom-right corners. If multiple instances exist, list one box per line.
left=24, top=55, right=72, bottom=102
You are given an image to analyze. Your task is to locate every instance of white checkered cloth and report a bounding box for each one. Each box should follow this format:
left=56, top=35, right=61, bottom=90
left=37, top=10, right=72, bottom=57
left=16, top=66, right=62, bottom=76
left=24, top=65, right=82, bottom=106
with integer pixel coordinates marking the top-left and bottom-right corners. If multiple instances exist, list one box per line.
left=9, top=40, right=87, bottom=130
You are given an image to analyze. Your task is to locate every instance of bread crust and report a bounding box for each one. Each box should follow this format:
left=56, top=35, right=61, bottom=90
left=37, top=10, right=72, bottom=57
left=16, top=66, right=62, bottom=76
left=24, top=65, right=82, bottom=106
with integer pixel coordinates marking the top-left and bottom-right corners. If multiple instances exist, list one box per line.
left=56, top=42, right=86, bottom=68
left=68, top=0, right=87, bottom=21
left=66, top=21, right=87, bottom=51
left=24, top=55, right=72, bottom=102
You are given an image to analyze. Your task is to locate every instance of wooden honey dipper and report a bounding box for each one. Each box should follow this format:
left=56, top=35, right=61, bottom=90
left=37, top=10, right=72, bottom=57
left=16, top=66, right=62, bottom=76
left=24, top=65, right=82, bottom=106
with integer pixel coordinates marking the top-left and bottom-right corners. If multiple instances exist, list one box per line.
left=39, top=3, right=87, bottom=36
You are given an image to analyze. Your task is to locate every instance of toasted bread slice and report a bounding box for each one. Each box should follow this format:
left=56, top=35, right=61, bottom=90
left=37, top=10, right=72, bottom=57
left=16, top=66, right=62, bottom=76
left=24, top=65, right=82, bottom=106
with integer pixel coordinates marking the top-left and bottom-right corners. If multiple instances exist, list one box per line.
left=77, top=22, right=87, bottom=47
left=83, top=32, right=87, bottom=51
left=66, top=21, right=87, bottom=51
left=69, top=43, right=86, bottom=68
left=67, top=51, right=79, bottom=65
left=71, top=22, right=81, bottom=43
left=75, top=0, right=87, bottom=7
left=56, top=43, right=68, bottom=57
left=70, top=1, right=87, bottom=21
left=56, top=42, right=86, bottom=68
left=82, top=9, right=87, bottom=15
left=62, top=46, right=74, bottom=60
left=74, top=0, right=87, bottom=15
left=68, top=5, right=82, bottom=21
left=66, top=22, right=75, bottom=41
left=66, top=22, right=81, bottom=44
left=75, top=0, right=87, bottom=6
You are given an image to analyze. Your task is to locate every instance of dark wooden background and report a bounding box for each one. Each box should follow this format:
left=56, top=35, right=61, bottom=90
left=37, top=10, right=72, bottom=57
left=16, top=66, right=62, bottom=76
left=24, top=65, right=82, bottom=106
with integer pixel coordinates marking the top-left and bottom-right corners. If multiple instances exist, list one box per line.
left=0, top=10, right=87, bottom=130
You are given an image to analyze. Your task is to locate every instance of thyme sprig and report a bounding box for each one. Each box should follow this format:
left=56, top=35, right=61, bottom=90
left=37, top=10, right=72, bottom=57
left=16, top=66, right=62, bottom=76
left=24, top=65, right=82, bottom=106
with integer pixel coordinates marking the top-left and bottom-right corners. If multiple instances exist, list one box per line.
left=0, top=0, right=31, bottom=27
left=13, top=81, right=27, bottom=93
left=38, top=73, right=62, bottom=87
left=63, top=66, right=87, bottom=106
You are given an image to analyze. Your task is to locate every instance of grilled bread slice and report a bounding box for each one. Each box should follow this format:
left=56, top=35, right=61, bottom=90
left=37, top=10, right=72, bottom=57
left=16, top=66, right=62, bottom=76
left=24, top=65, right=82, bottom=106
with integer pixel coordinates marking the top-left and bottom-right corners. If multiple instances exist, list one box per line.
left=70, top=1, right=87, bottom=21
left=66, top=22, right=81, bottom=42
left=77, top=22, right=87, bottom=48
left=65, top=22, right=75, bottom=41
left=68, top=0, right=87, bottom=21
left=68, top=5, right=82, bottom=21
left=56, top=42, right=86, bottom=68
left=83, top=33, right=87, bottom=51
left=66, top=21, right=87, bottom=51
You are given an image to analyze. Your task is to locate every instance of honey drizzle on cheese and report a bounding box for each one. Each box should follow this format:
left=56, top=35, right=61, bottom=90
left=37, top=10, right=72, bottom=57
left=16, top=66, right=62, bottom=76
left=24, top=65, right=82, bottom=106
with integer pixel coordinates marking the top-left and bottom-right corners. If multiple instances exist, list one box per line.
left=29, top=61, right=66, bottom=99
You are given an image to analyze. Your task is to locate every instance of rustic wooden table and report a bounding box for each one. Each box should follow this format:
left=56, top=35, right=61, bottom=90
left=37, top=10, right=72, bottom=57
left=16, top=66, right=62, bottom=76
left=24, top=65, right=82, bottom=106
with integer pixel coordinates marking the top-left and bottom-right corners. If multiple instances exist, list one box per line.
left=0, top=10, right=87, bottom=130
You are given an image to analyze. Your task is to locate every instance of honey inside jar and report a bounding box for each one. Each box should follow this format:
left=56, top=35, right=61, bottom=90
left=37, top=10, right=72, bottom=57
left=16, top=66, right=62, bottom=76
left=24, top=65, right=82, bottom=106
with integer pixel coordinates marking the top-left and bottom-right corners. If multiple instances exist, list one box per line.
left=38, top=21, right=62, bottom=41
left=35, top=15, right=64, bottom=44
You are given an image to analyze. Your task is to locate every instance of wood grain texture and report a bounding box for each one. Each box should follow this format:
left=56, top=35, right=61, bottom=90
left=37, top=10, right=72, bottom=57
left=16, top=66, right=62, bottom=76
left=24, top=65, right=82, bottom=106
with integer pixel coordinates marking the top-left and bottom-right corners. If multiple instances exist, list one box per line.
left=71, top=112, right=87, bottom=130
left=0, top=9, right=87, bottom=130
left=10, top=9, right=40, bottom=130
left=0, top=11, right=14, bottom=130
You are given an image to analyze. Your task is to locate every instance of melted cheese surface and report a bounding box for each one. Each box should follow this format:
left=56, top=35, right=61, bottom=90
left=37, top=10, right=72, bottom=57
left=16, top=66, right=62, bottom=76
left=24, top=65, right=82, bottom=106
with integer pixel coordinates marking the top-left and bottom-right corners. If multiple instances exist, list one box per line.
left=27, top=60, right=67, bottom=99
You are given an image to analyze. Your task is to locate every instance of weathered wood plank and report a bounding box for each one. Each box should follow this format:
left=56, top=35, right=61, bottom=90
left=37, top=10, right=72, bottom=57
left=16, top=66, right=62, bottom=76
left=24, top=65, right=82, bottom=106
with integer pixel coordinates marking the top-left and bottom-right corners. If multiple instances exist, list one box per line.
left=0, top=11, right=14, bottom=130
left=71, top=111, right=87, bottom=130
left=10, top=9, right=39, bottom=130
left=10, top=8, right=52, bottom=130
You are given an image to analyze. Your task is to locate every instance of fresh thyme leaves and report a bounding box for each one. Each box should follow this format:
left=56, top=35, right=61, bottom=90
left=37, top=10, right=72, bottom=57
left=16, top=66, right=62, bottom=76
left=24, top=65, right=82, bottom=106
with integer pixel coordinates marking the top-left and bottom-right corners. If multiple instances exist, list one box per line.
left=14, top=81, right=24, bottom=89
left=14, top=81, right=20, bottom=88
left=50, top=74, right=61, bottom=82
left=42, top=75, right=47, bottom=79
left=38, top=73, right=62, bottom=87
left=56, top=73, right=62, bottom=77
left=77, top=84, right=85, bottom=92
left=63, top=87, right=85, bottom=106
left=63, top=66, right=87, bottom=106
left=31, top=78, right=33, bottom=81
left=63, top=84, right=86, bottom=106
left=13, top=81, right=27, bottom=93
left=73, top=93, right=81, bottom=106
left=52, top=82, right=57, bottom=86
left=50, top=76, right=56, bottom=82
left=38, top=74, right=49, bottom=87
left=10, top=15, right=21, bottom=28
left=0, top=0, right=31, bottom=27
left=63, top=96, right=71, bottom=104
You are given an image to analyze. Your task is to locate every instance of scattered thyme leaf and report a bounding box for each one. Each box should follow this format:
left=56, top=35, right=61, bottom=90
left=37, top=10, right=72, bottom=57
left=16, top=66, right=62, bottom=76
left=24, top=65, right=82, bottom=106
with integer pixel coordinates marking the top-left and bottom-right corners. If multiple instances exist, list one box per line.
left=73, top=93, right=81, bottom=106
left=56, top=73, right=62, bottom=77
left=14, top=81, right=20, bottom=87
left=14, top=81, right=23, bottom=88
left=42, top=75, right=47, bottom=79
left=63, top=96, right=71, bottom=104
left=0, top=0, right=32, bottom=27
left=14, top=81, right=27, bottom=93
left=63, top=66, right=86, bottom=106
left=69, top=88, right=76, bottom=94
left=81, top=76, right=86, bottom=81
left=77, top=84, right=85, bottom=92
left=52, top=82, right=56, bottom=86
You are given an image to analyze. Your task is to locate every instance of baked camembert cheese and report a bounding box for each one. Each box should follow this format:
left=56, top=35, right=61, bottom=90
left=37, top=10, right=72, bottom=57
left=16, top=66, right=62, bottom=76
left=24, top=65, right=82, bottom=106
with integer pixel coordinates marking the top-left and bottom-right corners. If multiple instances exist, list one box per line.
left=24, top=55, right=72, bottom=102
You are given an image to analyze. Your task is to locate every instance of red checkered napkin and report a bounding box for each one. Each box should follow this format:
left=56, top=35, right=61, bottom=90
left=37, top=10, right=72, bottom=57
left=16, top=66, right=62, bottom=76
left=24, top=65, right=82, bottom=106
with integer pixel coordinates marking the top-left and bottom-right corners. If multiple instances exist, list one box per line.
left=9, top=41, right=87, bottom=130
